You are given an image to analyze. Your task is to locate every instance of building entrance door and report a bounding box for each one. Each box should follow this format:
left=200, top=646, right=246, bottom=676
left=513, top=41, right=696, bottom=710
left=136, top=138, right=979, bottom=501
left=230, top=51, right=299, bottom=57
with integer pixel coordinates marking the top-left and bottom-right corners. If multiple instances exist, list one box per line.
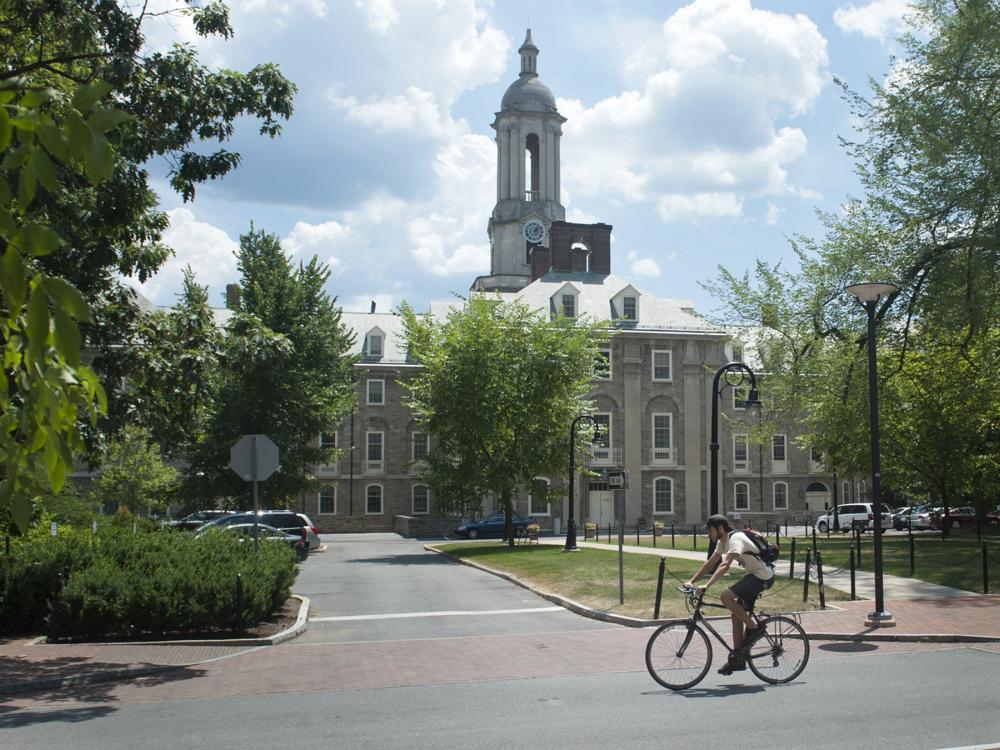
left=591, top=491, right=614, bottom=526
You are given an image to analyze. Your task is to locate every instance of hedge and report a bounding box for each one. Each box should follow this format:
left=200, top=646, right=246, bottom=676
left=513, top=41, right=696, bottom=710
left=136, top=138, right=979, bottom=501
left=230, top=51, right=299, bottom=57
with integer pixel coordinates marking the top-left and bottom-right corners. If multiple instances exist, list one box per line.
left=0, top=525, right=298, bottom=640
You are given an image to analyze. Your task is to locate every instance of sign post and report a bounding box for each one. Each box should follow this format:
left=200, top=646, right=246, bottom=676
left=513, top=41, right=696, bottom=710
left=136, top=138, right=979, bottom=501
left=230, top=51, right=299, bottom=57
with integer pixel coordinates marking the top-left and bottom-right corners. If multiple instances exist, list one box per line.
left=607, top=469, right=629, bottom=605
left=230, top=434, right=280, bottom=552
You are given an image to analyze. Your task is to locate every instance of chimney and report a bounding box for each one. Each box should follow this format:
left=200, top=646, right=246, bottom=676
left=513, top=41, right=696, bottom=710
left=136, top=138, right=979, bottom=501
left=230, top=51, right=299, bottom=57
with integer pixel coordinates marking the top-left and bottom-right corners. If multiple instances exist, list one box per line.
left=370, top=300, right=376, bottom=314
left=225, top=284, right=241, bottom=310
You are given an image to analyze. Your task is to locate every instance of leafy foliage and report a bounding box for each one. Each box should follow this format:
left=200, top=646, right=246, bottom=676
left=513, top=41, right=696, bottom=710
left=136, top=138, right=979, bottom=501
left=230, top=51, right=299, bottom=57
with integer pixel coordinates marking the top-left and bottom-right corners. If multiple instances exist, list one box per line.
left=401, top=297, right=604, bottom=543
left=95, top=425, right=178, bottom=516
left=184, top=227, right=357, bottom=507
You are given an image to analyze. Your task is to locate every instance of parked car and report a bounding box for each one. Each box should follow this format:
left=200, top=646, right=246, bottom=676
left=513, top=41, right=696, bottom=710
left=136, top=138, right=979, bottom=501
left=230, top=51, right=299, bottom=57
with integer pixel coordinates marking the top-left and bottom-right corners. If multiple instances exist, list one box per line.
left=196, top=522, right=308, bottom=561
left=196, top=510, right=321, bottom=550
left=815, top=503, right=891, bottom=533
left=930, top=506, right=1000, bottom=530
left=453, top=512, right=537, bottom=539
left=890, top=506, right=912, bottom=530
left=169, top=510, right=236, bottom=531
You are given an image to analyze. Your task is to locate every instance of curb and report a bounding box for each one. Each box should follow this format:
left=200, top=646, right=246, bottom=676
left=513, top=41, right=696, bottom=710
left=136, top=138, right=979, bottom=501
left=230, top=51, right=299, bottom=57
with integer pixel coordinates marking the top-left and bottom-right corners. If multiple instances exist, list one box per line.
left=425, top=545, right=1000, bottom=644
left=0, top=595, right=311, bottom=698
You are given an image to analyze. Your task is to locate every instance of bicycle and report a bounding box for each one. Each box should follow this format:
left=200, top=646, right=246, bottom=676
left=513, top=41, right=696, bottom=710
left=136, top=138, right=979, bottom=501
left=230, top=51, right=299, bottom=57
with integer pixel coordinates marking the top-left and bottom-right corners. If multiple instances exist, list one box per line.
left=645, top=584, right=809, bottom=690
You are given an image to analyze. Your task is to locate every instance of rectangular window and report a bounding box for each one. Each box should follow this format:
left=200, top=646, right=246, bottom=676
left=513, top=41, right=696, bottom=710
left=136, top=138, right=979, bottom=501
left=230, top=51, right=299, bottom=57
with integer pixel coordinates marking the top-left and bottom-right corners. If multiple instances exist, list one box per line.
left=367, top=379, right=385, bottom=406
left=733, top=434, right=748, bottom=472
left=412, top=485, right=429, bottom=515
left=366, top=485, right=383, bottom=514
left=595, top=349, right=611, bottom=380
left=651, top=413, right=673, bottom=464
left=735, top=482, right=750, bottom=511
left=731, top=345, right=743, bottom=362
left=810, top=446, right=823, bottom=464
left=319, top=486, right=336, bottom=515
left=592, top=413, right=611, bottom=462
left=654, top=478, right=673, bottom=513
left=562, top=294, right=575, bottom=318
left=319, top=432, right=337, bottom=449
left=411, top=432, right=428, bottom=462
left=529, top=479, right=551, bottom=516
left=623, top=296, right=636, bottom=321
left=366, top=431, right=384, bottom=472
left=773, top=482, right=788, bottom=510
left=652, top=350, right=672, bottom=382
left=733, top=384, right=749, bottom=410
left=772, top=435, right=786, bottom=461
left=368, top=334, right=383, bottom=357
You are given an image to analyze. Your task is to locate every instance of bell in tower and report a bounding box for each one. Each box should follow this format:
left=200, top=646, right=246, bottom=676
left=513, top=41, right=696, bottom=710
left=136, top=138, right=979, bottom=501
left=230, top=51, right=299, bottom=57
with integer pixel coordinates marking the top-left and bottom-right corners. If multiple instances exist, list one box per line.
left=472, top=29, right=567, bottom=294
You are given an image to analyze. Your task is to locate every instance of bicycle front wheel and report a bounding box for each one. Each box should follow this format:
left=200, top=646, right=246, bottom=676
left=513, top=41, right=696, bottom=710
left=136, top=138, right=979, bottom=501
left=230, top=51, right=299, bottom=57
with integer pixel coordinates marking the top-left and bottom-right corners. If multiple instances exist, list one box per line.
left=645, top=621, right=713, bottom=690
left=746, top=615, right=810, bottom=684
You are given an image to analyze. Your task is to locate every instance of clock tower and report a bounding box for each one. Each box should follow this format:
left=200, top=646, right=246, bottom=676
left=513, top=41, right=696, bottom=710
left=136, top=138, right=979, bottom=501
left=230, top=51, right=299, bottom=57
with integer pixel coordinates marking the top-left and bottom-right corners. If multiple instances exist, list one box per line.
left=472, top=30, right=566, bottom=293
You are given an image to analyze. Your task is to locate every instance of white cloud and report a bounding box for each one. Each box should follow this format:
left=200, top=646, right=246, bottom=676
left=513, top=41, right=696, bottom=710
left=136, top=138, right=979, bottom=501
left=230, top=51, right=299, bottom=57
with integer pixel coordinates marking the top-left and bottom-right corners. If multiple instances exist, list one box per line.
left=657, top=192, right=744, bottom=221
left=329, top=86, right=464, bottom=139
left=133, top=207, right=240, bottom=305
left=561, top=0, right=829, bottom=222
left=626, top=250, right=662, bottom=278
left=281, top=220, right=349, bottom=267
left=345, top=293, right=396, bottom=313
left=765, top=202, right=783, bottom=225
left=834, top=0, right=910, bottom=41
left=355, top=0, right=397, bottom=33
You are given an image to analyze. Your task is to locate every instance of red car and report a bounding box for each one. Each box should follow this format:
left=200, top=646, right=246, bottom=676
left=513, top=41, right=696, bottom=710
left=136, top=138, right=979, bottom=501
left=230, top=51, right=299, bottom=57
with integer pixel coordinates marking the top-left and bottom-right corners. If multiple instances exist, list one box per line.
left=930, top=506, right=1000, bottom=530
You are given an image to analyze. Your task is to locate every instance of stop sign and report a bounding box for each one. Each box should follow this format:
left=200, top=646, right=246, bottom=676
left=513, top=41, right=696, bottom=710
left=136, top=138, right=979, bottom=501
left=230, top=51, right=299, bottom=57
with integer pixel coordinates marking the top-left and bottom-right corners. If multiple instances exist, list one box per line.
left=230, top=434, right=280, bottom=481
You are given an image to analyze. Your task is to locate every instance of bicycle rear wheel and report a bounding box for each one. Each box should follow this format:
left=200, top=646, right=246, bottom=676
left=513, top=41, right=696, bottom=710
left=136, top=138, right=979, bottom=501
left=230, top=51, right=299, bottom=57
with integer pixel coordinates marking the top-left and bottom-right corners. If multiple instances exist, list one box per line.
left=746, top=615, right=809, bottom=684
left=645, top=622, right=713, bottom=690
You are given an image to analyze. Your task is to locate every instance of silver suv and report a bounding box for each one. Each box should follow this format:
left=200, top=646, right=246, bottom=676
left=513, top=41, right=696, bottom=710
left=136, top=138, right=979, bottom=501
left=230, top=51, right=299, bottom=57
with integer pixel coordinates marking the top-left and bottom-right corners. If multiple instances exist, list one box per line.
left=816, top=503, right=891, bottom=533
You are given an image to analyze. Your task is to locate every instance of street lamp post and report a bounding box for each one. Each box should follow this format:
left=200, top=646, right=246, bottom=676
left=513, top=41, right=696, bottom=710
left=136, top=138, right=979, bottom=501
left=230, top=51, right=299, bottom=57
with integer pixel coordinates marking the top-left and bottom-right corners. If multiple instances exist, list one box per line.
left=846, top=281, right=898, bottom=628
left=709, top=362, right=761, bottom=556
left=565, top=414, right=599, bottom=552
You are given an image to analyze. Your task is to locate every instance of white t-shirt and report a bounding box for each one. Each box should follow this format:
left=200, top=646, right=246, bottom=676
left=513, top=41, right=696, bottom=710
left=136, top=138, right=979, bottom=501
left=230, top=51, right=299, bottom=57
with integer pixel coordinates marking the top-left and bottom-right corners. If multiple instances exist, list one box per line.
left=721, top=531, right=774, bottom=581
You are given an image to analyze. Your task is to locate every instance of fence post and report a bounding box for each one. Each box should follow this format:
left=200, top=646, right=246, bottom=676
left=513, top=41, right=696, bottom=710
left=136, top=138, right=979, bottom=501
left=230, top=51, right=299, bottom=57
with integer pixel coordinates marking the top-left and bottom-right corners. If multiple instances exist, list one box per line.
left=608, top=524, right=611, bottom=544
left=856, top=527, right=862, bottom=567
left=815, top=550, right=826, bottom=610
left=692, top=524, right=697, bottom=550
left=636, top=525, right=640, bottom=546
left=654, top=558, right=666, bottom=619
left=802, top=548, right=812, bottom=603
left=910, top=535, right=916, bottom=577
left=983, top=544, right=989, bottom=595
left=775, top=523, right=781, bottom=549
left=812, top=525, right=818, bottom=554
left=789, top=538, right=796, bottom=579
left=652, top=523, right=657, bottom=548
left=671, top=522, right=675, bottom=548
left=850, top=543, right=856, bottom=600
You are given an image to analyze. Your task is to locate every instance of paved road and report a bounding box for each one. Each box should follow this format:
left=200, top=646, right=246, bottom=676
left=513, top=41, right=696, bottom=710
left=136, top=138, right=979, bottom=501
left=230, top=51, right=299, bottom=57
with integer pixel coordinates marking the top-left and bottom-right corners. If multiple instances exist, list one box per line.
left=2, top=534, right=999, bottom=750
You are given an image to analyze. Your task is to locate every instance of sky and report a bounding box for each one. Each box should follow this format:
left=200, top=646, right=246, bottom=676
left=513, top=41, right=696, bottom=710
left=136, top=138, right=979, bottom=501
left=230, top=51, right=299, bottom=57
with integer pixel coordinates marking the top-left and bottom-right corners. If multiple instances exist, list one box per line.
left=132, top=0, right=914, bottom=319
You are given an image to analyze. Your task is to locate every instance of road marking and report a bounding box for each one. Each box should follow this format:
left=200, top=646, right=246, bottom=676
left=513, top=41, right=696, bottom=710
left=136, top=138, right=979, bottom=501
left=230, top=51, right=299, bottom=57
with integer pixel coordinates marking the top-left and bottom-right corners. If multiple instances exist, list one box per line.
left=933, top=745, right=1000, bottom=750
left=311, top=606, right=564, bottom=622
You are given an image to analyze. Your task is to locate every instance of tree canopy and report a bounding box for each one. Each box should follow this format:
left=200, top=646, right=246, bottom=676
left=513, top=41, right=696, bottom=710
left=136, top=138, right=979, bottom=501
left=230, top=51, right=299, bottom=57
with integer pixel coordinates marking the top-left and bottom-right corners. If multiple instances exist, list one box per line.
left=400, top=297, right=604, bottom=544
left=705, top=0, right=1000, bottom=512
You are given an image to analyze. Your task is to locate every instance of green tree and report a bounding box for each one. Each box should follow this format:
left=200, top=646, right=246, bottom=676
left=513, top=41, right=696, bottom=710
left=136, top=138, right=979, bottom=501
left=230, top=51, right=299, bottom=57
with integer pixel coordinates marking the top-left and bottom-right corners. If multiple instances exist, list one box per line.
left=0, top=78, right=125, bottom=532
left=3, top=0, right=296, bottom=447
left=400, top=297, right=604, bottom=546
left=124, top=268, right=222, bottom=460
left=704, top=1, right=1000, bottom=508
left=185, top=227, right=356, bottom=508
left=95, top=425, right=177, bottom=516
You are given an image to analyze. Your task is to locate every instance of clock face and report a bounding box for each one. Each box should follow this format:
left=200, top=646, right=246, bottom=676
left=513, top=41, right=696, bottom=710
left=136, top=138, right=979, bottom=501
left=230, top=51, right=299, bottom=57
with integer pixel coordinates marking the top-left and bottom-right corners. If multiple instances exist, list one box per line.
left=523, top=220, right=545, bottom=244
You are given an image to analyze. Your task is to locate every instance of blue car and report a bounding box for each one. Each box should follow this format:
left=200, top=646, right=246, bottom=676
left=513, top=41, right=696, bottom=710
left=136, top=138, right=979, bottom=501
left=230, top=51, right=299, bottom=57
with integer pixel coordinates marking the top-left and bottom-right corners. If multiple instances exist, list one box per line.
left=454, top=512, right=537, bottom=539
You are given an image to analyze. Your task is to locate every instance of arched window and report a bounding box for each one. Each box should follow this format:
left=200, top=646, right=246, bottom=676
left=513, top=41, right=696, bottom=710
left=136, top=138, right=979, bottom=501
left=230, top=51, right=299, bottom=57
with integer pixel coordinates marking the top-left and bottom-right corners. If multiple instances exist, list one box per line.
left=858, top=479, right=868, bottom=502
left=734, top=482, right=750, bottom=511
left=842, top=481, right=851, bottom=502
left=412, top=485, right=429, bottom=515
left=654, top=477, right=673, bottom=514
left=366, top=484, right=383, bottom=515
left=773, top=482, right=788, bottom=510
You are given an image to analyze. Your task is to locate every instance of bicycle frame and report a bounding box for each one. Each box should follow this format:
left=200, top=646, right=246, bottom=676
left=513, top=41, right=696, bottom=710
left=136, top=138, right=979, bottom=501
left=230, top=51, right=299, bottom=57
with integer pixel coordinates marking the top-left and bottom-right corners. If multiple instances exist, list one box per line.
left=681, top=591, right=762, bottom=659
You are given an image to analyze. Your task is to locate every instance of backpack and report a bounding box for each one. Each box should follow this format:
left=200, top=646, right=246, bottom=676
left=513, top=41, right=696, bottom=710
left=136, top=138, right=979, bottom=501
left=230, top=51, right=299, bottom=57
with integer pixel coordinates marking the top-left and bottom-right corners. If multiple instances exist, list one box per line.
left=739, top=528, right=779, bottom=566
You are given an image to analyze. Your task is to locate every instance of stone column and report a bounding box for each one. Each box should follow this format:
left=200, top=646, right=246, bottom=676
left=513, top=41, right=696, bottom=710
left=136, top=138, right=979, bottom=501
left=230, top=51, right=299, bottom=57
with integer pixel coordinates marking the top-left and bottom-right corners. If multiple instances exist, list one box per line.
left=499, top=123, right=511, bottom=200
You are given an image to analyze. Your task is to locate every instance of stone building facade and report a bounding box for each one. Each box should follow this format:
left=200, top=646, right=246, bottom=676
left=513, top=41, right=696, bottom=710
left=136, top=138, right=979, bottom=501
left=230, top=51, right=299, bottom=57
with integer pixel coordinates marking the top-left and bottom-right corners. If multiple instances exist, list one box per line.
left=303, top=31, right=848, bottom=534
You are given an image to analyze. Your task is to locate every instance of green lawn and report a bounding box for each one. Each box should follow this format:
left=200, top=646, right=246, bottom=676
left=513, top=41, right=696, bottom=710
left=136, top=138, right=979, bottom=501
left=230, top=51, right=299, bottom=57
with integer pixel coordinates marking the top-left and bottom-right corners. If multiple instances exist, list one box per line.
left=587, top=530, right=1000, bottom=595
left=433, top=542, right=848, bottom=621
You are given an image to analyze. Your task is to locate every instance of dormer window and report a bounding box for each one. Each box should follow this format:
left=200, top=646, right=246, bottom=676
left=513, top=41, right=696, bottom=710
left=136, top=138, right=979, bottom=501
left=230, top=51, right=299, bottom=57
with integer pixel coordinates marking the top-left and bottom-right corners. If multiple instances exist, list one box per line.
left=365, top=327, right=385, bottom=358
left=623, top=296, right=636, bottom=321
left=611, top=286, right=641, bottom=324
left=551, top=283, right=579, bottom=321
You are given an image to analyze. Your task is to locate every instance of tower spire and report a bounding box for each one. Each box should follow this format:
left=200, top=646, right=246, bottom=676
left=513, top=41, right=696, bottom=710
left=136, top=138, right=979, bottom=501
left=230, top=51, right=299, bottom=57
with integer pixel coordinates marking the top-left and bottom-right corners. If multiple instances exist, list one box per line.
left=519, top=28, right=538, bottom=76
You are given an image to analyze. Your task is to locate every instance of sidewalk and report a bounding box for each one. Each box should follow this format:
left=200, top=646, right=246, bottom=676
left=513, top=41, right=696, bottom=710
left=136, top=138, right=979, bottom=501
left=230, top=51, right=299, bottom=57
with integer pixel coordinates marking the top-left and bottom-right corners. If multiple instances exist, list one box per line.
left=0, top=595, right=311, bottom=698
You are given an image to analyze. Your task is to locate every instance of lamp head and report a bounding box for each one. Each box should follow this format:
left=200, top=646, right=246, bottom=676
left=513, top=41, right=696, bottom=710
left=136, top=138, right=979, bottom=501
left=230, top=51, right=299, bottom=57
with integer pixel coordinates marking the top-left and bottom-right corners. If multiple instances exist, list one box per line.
left=746, top=386, right=762, bottom=415
left=845, top=282, right=898, bottom=304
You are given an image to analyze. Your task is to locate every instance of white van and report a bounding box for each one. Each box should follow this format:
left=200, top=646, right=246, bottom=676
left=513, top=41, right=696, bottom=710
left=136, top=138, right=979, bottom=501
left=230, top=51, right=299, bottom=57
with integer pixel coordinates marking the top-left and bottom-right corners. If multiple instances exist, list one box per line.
left=816, top=503, right=891, bottom=533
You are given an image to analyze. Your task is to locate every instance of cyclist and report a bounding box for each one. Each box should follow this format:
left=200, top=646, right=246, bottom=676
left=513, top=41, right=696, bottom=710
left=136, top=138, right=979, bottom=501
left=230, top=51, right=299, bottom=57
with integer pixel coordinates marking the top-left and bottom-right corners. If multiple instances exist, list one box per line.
left=683, top=513, right=774, bottom=675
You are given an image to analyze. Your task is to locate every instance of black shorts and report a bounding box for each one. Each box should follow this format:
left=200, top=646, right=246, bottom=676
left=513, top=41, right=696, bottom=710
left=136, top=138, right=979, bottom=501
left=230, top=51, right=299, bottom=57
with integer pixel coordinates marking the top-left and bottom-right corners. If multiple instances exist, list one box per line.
left=728, top=573, right=770, bottom=609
